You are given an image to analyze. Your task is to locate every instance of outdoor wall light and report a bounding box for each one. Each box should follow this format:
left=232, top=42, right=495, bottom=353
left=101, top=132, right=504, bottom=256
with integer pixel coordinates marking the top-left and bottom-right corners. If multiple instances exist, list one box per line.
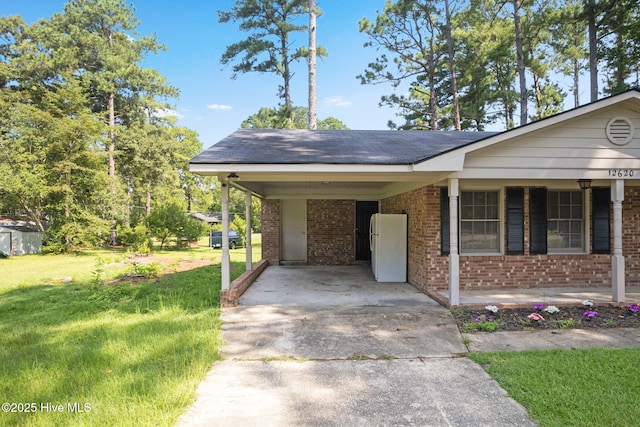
left=577, top=179, right=592, bottom=190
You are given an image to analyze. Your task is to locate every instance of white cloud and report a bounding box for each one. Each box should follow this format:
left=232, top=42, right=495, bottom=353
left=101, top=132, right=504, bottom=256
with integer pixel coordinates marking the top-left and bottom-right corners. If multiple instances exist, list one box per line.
left=323, top=96, right=352, bottom=107
left=154, top=108, right=184, bottom=119
left=207, top=103, right=233, bottom=111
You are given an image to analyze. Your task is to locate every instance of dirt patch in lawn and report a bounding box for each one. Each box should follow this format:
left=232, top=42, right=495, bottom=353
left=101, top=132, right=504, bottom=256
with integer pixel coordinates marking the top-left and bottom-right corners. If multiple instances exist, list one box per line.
left=105, top=255, right=219, bottom=284
left=452, top=304, right=640, bottom=332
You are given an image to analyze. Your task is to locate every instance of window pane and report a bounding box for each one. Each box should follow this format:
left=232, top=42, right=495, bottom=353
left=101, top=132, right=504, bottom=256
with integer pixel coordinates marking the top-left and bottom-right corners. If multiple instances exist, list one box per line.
left=460, top=190, right=500, bottom=253
left=547, top=190, right=583, bottom=251
left=461, top=205, right=473, bottom=220
left=486, top=204, right=498, bottom=219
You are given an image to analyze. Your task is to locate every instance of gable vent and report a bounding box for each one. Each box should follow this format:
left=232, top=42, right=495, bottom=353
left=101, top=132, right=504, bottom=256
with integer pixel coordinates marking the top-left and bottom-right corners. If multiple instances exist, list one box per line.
left=606, top=117, right=635, bottom=145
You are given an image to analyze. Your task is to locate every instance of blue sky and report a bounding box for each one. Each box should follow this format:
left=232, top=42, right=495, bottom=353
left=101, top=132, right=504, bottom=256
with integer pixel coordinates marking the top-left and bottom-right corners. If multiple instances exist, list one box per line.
left=1, top=1, right=401, bottom=149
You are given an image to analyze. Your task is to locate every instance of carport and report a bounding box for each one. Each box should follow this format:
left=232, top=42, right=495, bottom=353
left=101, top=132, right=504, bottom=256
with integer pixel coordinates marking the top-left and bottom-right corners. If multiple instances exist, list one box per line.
left=190, top=92, right=640, bottom=307
left=189, top=129, right=495, bottom=306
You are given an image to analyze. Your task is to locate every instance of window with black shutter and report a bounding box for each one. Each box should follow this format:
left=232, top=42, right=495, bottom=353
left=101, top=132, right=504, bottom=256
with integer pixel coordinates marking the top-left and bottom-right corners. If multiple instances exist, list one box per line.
left=506, top=188, right=524, bottom=254
left=592, top=187, right=611, bottom=254
left=529, top=187, right=548, bottom=254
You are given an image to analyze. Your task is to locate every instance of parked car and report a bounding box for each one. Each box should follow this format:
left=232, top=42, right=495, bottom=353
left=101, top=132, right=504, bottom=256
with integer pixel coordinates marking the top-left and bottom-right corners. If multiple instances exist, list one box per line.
left=209, top=230, right=243, bottom=249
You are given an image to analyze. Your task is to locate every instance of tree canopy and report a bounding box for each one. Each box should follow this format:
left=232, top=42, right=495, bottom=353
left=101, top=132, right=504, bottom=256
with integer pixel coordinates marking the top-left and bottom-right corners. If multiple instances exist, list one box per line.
left=0, top=0, right=204, bottom=250
left=358, top=0, right=640, bottom=131
left=241, top=105, right=349, bottom=130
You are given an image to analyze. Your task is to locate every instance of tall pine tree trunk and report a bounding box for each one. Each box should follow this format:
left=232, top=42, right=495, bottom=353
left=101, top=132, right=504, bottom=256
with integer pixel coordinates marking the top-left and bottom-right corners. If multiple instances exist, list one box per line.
left=573, top=58, right=580, bottom=107
left=513, top=0, right=527, bottom=126
left=308, top=0, right=317, bottom=130
left=281, top=34, right=293, bottom=128
left=108, top=90, right=117, bottom=245
left=444, top=0, right=460, bottom=130
left=586, top=0, right=598, bottom=102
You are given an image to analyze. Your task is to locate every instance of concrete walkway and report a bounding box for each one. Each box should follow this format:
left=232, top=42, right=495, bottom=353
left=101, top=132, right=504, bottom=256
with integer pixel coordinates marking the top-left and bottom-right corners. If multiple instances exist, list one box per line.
left=177, top=266, right=537, bottom=426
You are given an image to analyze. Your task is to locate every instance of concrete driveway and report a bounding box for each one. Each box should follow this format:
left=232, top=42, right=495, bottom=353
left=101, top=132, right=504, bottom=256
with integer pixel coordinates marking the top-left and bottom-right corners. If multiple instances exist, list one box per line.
left=177, top=266, right=537, bottom=427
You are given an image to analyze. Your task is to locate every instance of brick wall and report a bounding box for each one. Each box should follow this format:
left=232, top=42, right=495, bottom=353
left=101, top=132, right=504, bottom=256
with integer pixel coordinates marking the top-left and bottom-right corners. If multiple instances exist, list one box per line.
left=261, top=199, right=280, bottom=264
left=383, top=185, right=640, bottom=293
left=307, top=199, right=355, bottom=264
left=261, top=198, right=356, bottom=265
left=623, top=186, right=640, bottom=282
left=382, top=186, right=448, bottom=293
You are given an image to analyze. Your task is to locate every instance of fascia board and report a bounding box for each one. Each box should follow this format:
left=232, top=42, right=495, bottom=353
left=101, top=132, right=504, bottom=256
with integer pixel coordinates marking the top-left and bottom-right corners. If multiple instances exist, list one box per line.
left=190, top=163, right=414, bottom=174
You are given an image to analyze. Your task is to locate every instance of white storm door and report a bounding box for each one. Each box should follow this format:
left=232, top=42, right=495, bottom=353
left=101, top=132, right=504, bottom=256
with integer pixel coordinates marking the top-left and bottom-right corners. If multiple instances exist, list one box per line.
left=281, top=199, right=307, bottom=262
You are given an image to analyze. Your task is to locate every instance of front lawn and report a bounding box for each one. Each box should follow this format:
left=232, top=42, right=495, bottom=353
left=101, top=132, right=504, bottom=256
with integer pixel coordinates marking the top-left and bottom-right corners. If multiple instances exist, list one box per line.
left=470, top=348, right=640, bottom=427
left=0, top=240, right=254, bottom=426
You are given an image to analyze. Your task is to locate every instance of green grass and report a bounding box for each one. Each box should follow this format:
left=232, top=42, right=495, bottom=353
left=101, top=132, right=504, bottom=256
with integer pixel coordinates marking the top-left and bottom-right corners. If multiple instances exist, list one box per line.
left=470, top=348, right=640, bottom=427
left=0, top=238, right=259, bottom=426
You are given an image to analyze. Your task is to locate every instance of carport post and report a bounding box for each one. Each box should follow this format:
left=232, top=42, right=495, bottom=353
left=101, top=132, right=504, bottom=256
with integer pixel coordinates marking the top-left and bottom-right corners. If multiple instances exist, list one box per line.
left=611, top=179, right=625, bottom=302
left=221, top=180, right=230, bottom=291
left=448, top=178, right=460, bottom=306
left=245, top=191, right=252, bottom=271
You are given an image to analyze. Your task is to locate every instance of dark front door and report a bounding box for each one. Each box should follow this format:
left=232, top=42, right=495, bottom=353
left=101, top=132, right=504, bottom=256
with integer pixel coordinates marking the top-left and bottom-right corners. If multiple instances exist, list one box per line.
left=355, top=201, right=378, bottom=261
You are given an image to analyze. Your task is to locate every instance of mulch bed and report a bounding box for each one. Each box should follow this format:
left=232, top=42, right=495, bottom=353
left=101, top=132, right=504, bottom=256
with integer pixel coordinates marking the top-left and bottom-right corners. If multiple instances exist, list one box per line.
left=451, top=303, right=640, bottom=332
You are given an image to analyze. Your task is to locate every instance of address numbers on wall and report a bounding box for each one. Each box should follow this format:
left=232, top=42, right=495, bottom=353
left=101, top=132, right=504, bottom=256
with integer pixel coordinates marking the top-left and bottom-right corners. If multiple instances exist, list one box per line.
left=608, top=169, right=636, bottom=177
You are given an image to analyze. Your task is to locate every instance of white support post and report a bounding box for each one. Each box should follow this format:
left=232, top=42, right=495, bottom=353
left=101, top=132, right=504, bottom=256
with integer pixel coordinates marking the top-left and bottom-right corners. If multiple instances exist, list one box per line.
left=448, top=178, right=460, bottom=306
left=245, top=191, right=253, bottom=272
left=611, top=179, right=625, bottom=302
left=221, top=180, right=230, bottom=291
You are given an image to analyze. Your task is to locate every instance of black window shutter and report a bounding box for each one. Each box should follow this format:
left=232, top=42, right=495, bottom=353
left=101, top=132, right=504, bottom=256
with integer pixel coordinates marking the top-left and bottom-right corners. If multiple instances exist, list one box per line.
left=440, top=187, right=450, bottom=255
left=529, top=187, right=547, bottom=255
left=506, top=187, right=525, bottom=255
left=592, top=187, right=611, bottom=254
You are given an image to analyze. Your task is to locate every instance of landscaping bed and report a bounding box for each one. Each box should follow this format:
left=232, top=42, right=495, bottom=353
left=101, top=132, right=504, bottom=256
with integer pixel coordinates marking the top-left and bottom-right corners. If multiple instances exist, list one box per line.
left=452, top=302, right=640, bottom=332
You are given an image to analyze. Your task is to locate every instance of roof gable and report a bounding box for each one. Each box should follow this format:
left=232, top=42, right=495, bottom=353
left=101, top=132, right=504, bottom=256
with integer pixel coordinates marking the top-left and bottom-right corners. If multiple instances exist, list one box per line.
left=415, top=89, right=640, bottom=171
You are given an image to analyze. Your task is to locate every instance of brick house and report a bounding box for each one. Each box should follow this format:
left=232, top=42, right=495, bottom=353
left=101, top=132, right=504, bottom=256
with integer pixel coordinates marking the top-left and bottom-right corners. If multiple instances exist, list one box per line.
left=190, top=90, right=640, bottom=305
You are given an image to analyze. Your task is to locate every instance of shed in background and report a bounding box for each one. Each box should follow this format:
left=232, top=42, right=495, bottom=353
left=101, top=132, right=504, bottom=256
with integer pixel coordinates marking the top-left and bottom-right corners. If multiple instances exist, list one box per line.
left=0, top=222, right=43, bottom=256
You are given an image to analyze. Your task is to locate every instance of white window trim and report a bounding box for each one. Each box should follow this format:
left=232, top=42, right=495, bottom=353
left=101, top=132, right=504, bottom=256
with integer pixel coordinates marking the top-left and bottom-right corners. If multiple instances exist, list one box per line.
left=546, top=188, right=590, bottom=255
left=458, top=188, right=504, bottom=256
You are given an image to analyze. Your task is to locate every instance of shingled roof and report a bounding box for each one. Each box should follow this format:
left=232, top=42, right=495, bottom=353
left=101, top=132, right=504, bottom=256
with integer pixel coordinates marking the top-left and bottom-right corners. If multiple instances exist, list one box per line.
left=190, top=129, right=498, bottom=166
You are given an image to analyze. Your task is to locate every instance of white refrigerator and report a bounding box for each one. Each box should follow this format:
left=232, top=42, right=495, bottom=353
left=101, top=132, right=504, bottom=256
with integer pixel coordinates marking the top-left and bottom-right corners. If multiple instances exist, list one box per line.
left=369, top=213, right=407, bottom=282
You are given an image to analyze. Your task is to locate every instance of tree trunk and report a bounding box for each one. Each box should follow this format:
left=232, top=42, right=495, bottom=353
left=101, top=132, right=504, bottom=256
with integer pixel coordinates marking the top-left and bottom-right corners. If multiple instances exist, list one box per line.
left=108, top=90, right=117, bottom=245
left=146, top=187, right=151, bottom=217
left=281, top=33, right=293, bottom=128
left=586, top=0, right=598, bottom=102
left=573, top=58, right=580, bottom=107
left=308, top=0, right=317, bottom=130
left=513, top=0, right=527, bottom=126
left=444, top=0, right=461, bottom=130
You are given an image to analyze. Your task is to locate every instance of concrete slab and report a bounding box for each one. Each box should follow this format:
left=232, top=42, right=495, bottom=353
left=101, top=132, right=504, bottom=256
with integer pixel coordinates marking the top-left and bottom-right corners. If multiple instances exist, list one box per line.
left=177, top=358, right=536, bottom=427
left=239, top=265, right=432, bottom=308
left=177, top=266, right=540, bottom=426
left=222, top=305, right=466, bottom=359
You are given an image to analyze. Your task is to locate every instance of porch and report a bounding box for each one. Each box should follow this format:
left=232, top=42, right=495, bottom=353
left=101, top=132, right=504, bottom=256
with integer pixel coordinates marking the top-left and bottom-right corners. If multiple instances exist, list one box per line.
left=228, top=264, right=640, bottom=309
left=435, top=286, right=640, bottom=308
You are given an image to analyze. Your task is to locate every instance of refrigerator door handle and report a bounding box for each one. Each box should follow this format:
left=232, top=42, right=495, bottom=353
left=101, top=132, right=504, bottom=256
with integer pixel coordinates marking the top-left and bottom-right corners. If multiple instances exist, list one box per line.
left=369, top=216, right=373, bottom=250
